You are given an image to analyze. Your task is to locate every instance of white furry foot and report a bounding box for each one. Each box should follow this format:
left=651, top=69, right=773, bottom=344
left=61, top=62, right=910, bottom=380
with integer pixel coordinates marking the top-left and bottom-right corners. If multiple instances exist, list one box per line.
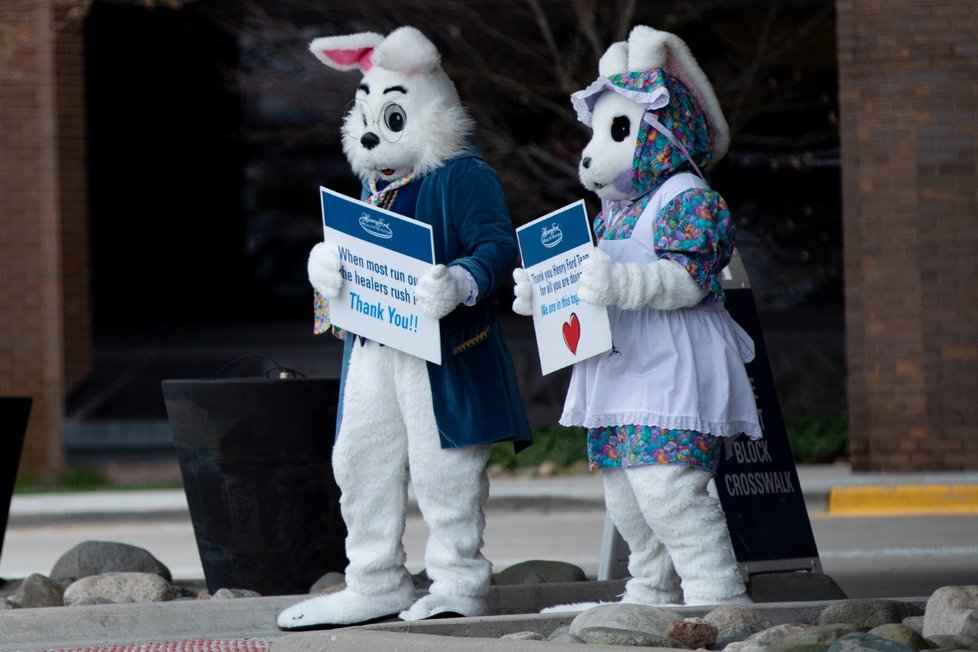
left=399, top=593, right=487, bottom=621
left=684, top=592, right=753, bottom=607
left=277, top=581, right=415, bottom=630
left=540, top=601, right=614, bottom=614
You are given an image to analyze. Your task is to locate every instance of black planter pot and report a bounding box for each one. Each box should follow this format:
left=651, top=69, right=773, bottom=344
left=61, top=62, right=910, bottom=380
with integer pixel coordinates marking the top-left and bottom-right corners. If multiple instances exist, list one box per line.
left=162, top=377, right=348, bottom=596
left=1, top=397, right=32, bottom=567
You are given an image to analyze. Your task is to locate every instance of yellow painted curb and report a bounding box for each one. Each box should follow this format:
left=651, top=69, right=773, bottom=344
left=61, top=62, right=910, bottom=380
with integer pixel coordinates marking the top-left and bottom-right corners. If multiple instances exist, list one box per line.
left=828, top=484, right=978, bottom=515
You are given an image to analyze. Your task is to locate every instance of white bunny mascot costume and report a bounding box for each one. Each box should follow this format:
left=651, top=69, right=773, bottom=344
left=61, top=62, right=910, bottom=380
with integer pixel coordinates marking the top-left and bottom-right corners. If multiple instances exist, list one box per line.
left=515, top=26, right=761, bottom=607
left=279, top=27, right=531, bottom=630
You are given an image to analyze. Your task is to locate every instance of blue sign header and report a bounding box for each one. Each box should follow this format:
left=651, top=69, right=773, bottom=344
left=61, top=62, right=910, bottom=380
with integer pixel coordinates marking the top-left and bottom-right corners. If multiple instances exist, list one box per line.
left=517, top=201, right=592, bottom=268
left=320, top=187, right=434, bottom=264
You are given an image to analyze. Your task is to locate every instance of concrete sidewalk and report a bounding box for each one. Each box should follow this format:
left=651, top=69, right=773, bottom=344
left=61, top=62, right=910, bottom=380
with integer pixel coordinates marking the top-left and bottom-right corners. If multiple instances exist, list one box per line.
left=8, top=463, right=978, bottom=525
left=2, top=463, right=975, bottom=651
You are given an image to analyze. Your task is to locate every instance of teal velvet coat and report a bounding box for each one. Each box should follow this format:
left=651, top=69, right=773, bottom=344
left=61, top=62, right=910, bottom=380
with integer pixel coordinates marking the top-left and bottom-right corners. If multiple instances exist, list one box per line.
left=336, top=147, right=533, bottom=451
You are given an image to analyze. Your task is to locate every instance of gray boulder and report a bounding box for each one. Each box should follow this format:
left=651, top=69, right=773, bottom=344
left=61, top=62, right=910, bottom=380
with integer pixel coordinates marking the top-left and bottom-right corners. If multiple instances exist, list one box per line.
left=211, top=588, right=262, bottom=599
left=569, top=603, right=675, bottom=639
left=547, top=625, right=583, bottom=643
left=63, top=572, right=172, bottom=605
left=500, top=631, right=545, bottom=641
left=51, top=541, right=172, bottom=585
left=309, top=571, right=346, bottom=594
left=923, top=585, right=978, bottom=639
left=577, top=626, right=687, bottom=648
left=778, top=623, right=860, bottom=650
left=10, top=573, right=64, bottom=608
left=704, top=603, right=775, bottom=648
left=867, top=624, right=933, bottom=650
left=820, top=600, right=923, bottom=629
left=725, top=623, right=812, bottom=652
left=494, top=560, right=587, bottom=585
left=828, top=632, right=916, bottom=652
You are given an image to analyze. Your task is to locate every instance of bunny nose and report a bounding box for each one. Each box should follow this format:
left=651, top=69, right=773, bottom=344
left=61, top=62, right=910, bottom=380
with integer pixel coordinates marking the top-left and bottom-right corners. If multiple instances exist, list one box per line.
left=582, top=157, right=592, bottom=169
left=361, top=132, right=381, bottom=150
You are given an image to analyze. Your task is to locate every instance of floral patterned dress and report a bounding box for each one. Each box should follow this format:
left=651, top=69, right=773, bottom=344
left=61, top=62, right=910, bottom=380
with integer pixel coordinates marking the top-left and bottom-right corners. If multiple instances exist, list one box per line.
left=561, top=172, right=762, bottom=473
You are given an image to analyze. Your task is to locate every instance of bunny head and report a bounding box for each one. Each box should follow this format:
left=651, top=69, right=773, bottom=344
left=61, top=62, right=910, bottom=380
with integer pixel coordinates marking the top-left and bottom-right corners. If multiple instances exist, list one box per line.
left=571, top=26, right=729, bottom=202
left=310, top=27, right=474, bottom=182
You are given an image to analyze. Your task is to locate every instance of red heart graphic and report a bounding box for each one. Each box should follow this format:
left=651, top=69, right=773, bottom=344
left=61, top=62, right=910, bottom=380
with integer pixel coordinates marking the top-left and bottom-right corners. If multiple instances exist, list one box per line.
left=562, top=313, right=581, bottom=355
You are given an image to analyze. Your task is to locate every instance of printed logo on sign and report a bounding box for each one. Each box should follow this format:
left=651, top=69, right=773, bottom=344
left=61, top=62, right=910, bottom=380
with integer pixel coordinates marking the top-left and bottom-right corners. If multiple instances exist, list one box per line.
left=541, top=223, right=563, bottom=249
left=359, top=213, right=394, bottom=239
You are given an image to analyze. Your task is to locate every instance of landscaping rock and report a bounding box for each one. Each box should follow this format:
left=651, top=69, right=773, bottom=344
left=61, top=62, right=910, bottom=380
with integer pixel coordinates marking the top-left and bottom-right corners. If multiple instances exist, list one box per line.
left=778, top=623, right=860, bottom=650
left=0, top=598, right=18, bottom=610
left=494, top=560, right=587, bottom=585
left=901, top=616, right=925, bottom=635
left=577, top=626, right=687, bottom=648
left=569, top=603, right=674, bottom=639
left=725, top=623, right=812, bottom=651
left=10, top=573, right=64, bottom=608
left=828, top=632, right=917, bottom=651
left=211, top=588, right=262, bottom=599
left=51, top=541, right=172, bottom=585
left=820, top=600, right=923, bottom=629
left=867, top=624, right=932, bottom=650
left=547, top=625, right=583, bottom=643
left=67, top=597, right=114, bottom=607
left=668, top=618, right=718, bottom=649
left=63, top=572, right=173, bottom=606
left=923, top=586, right=978, bottom=639
left=714, top=623, right=757, bottom=648
left=703, top=603, right=774, bottom=634
left=501, top=631, right=545, bottom=640
left=310, top=572, right=347, bottom=594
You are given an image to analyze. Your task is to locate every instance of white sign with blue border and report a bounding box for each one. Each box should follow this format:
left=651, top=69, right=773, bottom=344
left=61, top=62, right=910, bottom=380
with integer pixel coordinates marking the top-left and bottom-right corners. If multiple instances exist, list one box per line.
left=517, top=200, right=612, bottom=375
left=320, top=187, right=441, bottom=365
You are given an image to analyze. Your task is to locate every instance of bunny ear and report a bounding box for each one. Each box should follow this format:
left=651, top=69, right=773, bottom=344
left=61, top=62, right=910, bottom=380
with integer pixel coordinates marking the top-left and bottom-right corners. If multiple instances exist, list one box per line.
left=309, top=32, right=385, bottom=72
left=372, top=26, right=441, bottom=73
left=626, top=26, right=730, bottom=162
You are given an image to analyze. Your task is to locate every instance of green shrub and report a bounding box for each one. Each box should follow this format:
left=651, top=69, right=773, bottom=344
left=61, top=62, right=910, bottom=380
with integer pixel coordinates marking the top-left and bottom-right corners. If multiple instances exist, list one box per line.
left=786, top=413, right=848, bottom=463
left=490, top=425, right=588, bottom=471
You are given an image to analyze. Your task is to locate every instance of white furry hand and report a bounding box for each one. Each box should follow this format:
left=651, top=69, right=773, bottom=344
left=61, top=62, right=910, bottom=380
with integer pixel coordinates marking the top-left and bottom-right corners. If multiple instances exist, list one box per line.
left=512, top=267, right=533, bottom=316
left=578, top=248, right=708, bottom=310
left=416, top=265, right=468, bottom=320
left=577, top=248, right=621, bottom=306
left=308, top=242, right=343, bottom=298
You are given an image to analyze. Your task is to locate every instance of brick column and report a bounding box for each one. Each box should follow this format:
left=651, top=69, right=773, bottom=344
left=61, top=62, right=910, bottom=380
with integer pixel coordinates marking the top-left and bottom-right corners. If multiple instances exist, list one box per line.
left=0, top=1, right=91, bottom=481
left=837, top=1, right=978, bottom=470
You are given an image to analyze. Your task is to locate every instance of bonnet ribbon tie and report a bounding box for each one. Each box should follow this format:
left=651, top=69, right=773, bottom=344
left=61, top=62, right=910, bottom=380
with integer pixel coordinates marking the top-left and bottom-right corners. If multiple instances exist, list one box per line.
left=643, top=112, right=707, bottom=183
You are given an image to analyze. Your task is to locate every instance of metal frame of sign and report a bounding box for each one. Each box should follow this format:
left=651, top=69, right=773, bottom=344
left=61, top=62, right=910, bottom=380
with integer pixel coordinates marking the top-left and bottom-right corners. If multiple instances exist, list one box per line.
left=598, top=249, right=823, bottom=582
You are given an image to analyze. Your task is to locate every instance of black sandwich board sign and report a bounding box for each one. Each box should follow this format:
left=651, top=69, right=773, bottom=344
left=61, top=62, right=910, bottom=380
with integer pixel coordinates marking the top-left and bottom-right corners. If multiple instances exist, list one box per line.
left=598, top=250, right=821, bottom=580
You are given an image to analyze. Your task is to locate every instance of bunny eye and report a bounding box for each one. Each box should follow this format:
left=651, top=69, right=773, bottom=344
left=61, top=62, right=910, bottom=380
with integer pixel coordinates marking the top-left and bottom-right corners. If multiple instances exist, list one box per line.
left=611, top=116, right=630, bottom=142
left=383, top=104, right=406, bottom=133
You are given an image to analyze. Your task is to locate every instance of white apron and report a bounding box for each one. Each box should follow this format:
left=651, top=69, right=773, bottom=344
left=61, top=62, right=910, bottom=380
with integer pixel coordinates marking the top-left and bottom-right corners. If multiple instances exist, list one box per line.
left=560, top=173, right=762, bottom=441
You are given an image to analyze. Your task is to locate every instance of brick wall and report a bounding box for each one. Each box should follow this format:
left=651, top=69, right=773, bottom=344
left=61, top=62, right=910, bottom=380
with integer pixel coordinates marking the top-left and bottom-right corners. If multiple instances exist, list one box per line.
left=837, top=0, right=978, bottom=470
left=0, top=1, right=91, bottom=481
left=55, top=5, right=92, bottom=388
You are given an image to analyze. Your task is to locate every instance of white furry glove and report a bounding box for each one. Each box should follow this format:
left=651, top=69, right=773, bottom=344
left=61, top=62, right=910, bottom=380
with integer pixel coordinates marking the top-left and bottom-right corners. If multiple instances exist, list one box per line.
left=416, top=265, right=470, bottom=320
left=308, top=242, right=343, bottom=298
left=578, top=247, right=708, bottom=310
left=512, top=268, right=533, bottom=316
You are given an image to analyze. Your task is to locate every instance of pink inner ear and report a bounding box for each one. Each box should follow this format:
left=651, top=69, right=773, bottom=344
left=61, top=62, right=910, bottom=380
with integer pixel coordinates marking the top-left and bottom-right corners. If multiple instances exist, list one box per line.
left=323, top=47, right=374, bottom=70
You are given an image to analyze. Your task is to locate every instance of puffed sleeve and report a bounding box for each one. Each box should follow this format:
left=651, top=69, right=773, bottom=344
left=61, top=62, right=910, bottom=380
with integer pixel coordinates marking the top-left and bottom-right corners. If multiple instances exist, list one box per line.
left=653, top=187, right=735, bottom=300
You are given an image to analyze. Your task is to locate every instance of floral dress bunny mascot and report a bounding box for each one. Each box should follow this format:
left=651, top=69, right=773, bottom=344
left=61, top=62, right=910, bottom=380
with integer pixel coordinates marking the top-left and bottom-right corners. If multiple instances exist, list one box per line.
left=515, top=26, right=761, bottom=606
left=278, top=27, right=531, bottom=630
